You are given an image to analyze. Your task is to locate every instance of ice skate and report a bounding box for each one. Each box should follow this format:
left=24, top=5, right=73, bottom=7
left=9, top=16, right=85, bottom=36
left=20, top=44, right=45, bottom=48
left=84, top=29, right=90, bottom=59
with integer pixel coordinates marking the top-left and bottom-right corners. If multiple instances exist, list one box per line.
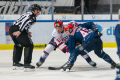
left=36, top=61, right=44, bottom=68
left=115, top=64, right=120, bottom=80
left=111, top=61, right=116, bottom=69
left=61, top=63, right=74, bottom=72
left=89, top=61, right=97, bottom=67
left=24, top=64, right=35, bottom=72
left=13, top=63, right=24, bottom=70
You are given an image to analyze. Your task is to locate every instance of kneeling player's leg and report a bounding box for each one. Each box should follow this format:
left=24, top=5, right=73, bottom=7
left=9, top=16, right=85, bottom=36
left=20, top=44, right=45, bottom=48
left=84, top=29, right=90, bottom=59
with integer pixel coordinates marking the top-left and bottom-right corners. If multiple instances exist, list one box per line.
left=94, top=38, right=116, bottom=68
left=36, top=44, right=55, bottom=67
left=39, top=44, right=55, bottom=62
left=62, top=51, right=78, bottom=71
left=76, top=41, right=96, bottom=67
left=36, top=38, right=57, bottom=67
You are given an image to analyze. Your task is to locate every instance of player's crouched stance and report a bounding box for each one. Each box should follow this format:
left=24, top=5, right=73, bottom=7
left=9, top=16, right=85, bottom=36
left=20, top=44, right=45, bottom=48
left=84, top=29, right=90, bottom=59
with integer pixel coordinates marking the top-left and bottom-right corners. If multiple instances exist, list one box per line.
left=9, top=4, right=41, bottom=72
left=62, top=22, right=116, bottom=72
left=36, top=20, right=96, bottom=68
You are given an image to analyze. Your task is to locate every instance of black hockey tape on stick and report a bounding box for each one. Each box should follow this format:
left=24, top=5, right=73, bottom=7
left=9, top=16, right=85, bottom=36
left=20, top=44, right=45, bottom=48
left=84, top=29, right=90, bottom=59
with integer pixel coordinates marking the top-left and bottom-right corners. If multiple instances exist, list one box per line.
left=48, top=62, right=67, bottom=70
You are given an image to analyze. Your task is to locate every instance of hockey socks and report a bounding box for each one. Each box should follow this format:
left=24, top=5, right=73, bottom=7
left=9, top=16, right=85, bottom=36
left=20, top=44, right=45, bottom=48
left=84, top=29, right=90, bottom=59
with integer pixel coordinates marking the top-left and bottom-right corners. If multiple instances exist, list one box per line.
left=81, top=54, right=97, bottom=67
left=40, top=51, right=49, bottom=62
left=102, top=53, right=116, bottom=68
left=40, top=44, right=55, bottom=62
left=102, top=53, right=113, bottom=64
left=81, top=54, right=92, bottom=63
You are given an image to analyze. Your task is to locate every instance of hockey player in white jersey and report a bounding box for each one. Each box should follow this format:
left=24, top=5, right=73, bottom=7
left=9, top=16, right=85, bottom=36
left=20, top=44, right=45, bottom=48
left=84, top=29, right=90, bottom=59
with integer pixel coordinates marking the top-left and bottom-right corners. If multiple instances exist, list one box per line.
left=36, top=20, right=96, bottom=67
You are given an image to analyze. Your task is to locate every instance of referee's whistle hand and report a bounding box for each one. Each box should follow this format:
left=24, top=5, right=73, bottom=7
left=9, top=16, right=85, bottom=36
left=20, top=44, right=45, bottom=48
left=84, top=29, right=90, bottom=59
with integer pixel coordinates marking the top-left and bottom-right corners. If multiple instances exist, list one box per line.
left=27, top=32, right=32, bottom=37
left=13, top=31, right=21, bottom=38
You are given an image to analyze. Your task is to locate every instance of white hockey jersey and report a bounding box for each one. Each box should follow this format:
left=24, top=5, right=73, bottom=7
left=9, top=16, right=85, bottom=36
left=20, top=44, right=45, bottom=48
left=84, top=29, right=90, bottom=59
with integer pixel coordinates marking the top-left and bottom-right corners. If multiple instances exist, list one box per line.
left=51, top=21, right=78, bottom=52
left=52, top=29, right=68, bottom=44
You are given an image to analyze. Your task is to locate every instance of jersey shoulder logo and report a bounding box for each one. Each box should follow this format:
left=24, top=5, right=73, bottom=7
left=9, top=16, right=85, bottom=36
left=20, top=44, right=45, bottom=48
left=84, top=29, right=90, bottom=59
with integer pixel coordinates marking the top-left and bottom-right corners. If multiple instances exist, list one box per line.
left=70, top=27, right=78, bottom=35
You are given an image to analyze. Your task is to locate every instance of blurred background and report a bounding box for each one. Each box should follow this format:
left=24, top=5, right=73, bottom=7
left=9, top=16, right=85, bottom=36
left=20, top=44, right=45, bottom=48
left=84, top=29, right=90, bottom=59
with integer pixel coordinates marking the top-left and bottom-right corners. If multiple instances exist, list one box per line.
left=0, top=0, right=119, bottom=50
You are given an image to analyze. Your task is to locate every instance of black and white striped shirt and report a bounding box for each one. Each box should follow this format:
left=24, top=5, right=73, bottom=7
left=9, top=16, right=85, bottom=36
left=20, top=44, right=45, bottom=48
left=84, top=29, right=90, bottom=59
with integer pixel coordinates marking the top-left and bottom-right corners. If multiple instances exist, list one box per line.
left=13, top=12, right=36, bottom=32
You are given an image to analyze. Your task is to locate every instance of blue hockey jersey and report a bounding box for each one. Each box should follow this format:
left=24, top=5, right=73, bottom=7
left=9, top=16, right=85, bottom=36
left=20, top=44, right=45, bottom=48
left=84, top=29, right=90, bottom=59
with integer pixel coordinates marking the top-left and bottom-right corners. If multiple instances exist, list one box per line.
left=67, top=22, right=99, bottom=54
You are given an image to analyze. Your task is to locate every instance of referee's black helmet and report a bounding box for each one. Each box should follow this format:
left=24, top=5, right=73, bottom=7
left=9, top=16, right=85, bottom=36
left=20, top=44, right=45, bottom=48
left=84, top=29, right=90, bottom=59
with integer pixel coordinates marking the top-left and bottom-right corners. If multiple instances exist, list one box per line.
left=31, top=4, right=41, bottom=12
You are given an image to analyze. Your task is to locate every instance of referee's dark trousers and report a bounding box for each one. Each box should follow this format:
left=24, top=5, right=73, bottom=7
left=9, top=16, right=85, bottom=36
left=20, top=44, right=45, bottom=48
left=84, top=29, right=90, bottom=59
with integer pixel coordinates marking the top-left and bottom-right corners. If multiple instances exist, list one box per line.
left=9, top=25, right=33, bottom=64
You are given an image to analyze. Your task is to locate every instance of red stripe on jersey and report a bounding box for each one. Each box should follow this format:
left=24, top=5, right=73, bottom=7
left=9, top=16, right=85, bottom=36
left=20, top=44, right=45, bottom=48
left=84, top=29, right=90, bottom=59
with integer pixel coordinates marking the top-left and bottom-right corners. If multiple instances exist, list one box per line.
left=58, top=42, right=63, bottom=47
left=70, top=27, right=78, bottom=35
left=56, top=39, right=61, bottom=43
left=62, top=46, right=67, bottom=51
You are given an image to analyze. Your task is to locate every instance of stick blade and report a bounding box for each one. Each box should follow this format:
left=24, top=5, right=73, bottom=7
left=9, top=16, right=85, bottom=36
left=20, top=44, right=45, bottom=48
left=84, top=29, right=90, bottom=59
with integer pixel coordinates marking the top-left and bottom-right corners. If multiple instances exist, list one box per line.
left=48, top=67, right=61, bottom=70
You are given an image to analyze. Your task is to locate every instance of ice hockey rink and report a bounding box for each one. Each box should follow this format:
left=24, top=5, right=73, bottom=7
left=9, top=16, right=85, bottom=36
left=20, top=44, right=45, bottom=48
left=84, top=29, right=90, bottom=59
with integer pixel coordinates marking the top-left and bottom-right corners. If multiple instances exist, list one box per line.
left=0, top=48, right=119, bottom=80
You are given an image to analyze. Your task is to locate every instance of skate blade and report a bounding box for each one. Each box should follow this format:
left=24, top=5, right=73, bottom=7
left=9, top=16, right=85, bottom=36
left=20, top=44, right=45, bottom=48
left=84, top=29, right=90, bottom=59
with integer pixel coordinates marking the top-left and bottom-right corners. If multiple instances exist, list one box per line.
left=13, top=66, right=24, bottom=70
left=36, top=66, right=40, bottom=68
left=93, top=66, right=97, bottom=68
left=66, top=69, right=70, bottom=72
left=24, top=68, right=35, bottom=72
left=60, top=68, right=65, bottom=72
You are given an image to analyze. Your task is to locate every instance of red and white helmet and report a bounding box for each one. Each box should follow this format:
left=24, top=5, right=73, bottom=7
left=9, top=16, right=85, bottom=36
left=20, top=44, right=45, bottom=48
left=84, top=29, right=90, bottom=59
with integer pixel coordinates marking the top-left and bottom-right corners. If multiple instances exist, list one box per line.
left=54, top=20, right=63, bottom=27
left=64, top=23, right=74, bottom=31
left=69, top=21, right=78, bottom=27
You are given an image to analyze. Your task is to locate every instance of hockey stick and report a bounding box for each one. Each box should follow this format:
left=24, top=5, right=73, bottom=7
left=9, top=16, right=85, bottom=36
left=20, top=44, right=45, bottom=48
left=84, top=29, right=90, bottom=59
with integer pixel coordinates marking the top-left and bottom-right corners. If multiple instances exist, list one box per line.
left=97, top=28, right=106, bottom=37
left=101, top=28, right=106, bottom=33
left=48, top=62, right=67, bottom=70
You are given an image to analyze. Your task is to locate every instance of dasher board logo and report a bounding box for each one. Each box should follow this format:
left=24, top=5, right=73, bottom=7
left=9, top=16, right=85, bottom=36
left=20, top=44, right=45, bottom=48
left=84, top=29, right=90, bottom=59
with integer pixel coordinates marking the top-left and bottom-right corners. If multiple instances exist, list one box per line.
left=0, top=1, right=52, bottom=14
left=5, top=22, right=12, bottom=35
left=0, top=1, right=74, bottom=14
left=96, top=24, right=103, bottom=32
left=5, top=22, right=13, bottom=44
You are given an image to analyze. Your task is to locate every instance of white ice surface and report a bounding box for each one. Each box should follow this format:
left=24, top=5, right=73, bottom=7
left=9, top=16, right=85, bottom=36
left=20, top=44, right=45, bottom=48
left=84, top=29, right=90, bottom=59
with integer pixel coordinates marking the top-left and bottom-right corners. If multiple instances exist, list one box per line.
left=0, top=48, right=119, bottom=80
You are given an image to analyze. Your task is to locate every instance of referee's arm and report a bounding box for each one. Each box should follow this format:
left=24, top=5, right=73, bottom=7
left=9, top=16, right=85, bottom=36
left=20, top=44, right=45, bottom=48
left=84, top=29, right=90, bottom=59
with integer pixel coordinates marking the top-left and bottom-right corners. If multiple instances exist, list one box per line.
left=19, top=15, right=31, bottom=32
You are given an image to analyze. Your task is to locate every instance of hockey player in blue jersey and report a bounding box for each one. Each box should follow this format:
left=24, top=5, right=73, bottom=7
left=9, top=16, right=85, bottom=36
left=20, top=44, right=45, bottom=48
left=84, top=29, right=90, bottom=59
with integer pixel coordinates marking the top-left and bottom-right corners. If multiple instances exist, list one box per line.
left=115, top=21, right=120, bottom=60
left=63, top=22, right=116, bottom=71
left=114, top=10, right=120, bottom=80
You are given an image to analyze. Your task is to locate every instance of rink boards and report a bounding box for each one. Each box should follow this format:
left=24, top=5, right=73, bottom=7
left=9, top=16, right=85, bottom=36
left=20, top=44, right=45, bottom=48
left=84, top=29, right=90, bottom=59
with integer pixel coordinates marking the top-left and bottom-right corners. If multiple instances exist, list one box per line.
left=0, top=43, right=117, bottom=50
left=0, top=19, right=118, bottom=50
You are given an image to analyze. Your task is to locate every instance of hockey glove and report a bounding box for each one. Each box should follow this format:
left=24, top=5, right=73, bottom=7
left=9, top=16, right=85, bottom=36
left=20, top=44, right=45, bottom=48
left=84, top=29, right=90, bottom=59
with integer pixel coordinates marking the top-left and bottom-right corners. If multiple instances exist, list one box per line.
left=65, top=41, right=68, bottom=45
left=95, top=29, right=102, bottom=37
